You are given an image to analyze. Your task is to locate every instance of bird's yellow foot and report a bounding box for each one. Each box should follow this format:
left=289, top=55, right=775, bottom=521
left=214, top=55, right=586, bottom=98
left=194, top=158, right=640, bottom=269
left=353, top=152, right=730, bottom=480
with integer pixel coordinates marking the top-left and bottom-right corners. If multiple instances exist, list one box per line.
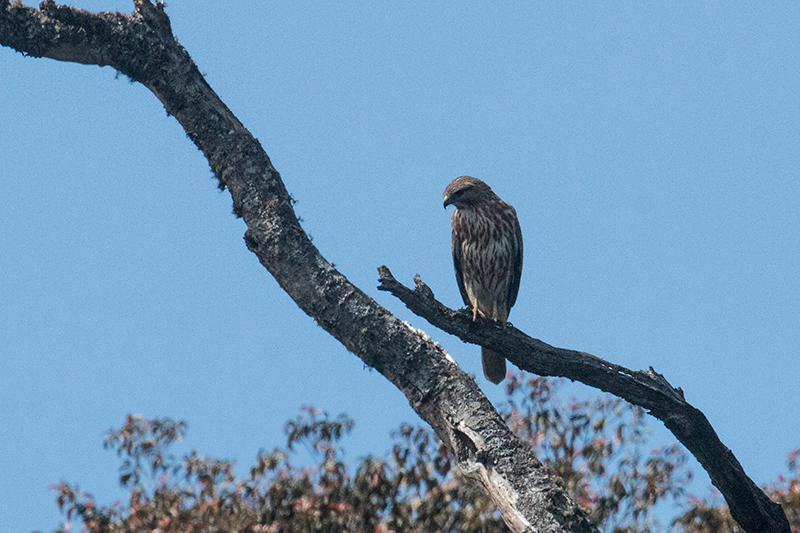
left=470, top=306, right=487, bottom=321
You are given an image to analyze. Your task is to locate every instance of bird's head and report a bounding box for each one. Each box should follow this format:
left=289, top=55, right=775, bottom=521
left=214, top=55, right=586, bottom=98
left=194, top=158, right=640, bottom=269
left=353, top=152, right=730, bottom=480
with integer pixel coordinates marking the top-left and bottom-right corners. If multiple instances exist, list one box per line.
left=443, top=176, right=494, bottom=209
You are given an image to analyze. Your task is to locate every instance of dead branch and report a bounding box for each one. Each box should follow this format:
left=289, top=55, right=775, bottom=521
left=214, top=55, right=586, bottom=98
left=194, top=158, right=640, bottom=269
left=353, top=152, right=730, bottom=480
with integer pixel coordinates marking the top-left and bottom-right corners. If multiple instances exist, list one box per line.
left=377, top=267, right=789, bottom=533
left=0, top=2, right=602, bottom=531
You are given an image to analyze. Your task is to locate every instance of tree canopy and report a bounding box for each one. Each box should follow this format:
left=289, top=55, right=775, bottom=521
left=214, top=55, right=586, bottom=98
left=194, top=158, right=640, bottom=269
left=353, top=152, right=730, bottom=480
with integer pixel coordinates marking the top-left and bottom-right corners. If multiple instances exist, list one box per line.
left=51, top=374, right=800, bottom=532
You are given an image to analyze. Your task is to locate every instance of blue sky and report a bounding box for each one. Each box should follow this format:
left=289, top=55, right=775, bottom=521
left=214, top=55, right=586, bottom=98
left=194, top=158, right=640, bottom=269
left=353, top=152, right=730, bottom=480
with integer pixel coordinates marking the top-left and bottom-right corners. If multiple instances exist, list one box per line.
left=2, top=2, right=799, bottom=531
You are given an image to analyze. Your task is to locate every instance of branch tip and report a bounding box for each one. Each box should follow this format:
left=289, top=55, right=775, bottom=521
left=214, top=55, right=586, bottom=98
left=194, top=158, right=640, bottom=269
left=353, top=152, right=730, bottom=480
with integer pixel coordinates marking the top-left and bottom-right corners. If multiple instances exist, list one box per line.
left=376, top=265, right=399, bottom=292
left=412, top=274, right=435, bottom=299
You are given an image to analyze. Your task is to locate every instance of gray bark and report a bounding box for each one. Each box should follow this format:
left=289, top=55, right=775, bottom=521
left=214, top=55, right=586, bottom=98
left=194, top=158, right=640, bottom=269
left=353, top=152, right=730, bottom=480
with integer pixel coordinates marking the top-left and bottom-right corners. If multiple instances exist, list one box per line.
left=0, top=1, right=598, bottom=531
left=0, top=2, right=788, bottom=532
left=377, top=269, right=789, bottom=533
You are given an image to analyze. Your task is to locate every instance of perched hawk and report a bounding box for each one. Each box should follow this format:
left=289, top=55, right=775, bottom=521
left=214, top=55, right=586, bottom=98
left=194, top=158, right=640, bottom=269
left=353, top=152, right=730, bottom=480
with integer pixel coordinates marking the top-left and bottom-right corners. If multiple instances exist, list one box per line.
left=443, top=176, right=523, bottom=384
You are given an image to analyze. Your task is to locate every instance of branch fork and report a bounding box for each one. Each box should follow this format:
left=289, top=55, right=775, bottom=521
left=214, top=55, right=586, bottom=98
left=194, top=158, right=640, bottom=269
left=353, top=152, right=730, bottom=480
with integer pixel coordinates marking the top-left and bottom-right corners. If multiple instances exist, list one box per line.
left=378, top=266, right=788, bottom=533
left=0, top=3, right=788, bottom=531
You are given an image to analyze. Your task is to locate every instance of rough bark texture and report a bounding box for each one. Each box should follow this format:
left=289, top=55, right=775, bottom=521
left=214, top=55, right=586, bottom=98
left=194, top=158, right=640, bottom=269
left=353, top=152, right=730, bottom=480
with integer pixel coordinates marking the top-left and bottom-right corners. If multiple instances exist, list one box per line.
left=376, top=269, right=790, bottom=533
left=0, top=2, right=599, bottom=532
left=0, top=2, right=788, bottom=532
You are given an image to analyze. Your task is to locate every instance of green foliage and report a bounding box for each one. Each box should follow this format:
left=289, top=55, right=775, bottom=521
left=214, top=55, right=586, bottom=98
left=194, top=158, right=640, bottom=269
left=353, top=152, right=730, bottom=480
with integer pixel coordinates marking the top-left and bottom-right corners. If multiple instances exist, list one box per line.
left=53, top=406, right=501, bottom=533
left=49, top=373, right=798, bottom=532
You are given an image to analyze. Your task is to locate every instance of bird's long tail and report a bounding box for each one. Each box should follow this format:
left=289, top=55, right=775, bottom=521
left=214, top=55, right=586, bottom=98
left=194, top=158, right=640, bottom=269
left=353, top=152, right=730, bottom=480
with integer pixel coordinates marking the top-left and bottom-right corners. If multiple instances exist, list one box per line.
left=481, top=346, right=506, bottom=384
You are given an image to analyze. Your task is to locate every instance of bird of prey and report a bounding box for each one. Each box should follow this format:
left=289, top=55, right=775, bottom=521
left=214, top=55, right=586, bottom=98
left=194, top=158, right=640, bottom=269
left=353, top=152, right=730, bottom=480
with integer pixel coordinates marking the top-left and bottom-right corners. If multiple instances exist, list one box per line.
left=443, top=176, right=523, bottom=384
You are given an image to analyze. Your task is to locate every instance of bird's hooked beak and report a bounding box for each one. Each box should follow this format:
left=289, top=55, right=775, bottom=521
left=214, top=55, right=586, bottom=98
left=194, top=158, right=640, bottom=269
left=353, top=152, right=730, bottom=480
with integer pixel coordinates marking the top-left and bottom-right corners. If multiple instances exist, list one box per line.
left=443, top=195, right=452, bottom=209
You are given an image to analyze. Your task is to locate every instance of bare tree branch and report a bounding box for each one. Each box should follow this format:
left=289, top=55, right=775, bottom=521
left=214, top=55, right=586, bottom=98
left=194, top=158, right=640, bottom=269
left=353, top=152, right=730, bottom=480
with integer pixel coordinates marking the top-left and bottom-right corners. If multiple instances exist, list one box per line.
left=0, top=2, right=602, bottom=531
left=377, top=267, right=790, bottom=533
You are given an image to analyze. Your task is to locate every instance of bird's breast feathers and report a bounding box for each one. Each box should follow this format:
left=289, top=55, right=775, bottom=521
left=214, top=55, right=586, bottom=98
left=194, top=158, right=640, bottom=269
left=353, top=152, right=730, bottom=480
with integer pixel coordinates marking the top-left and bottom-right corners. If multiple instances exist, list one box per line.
left=452, top=202, right=520, bottom=319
